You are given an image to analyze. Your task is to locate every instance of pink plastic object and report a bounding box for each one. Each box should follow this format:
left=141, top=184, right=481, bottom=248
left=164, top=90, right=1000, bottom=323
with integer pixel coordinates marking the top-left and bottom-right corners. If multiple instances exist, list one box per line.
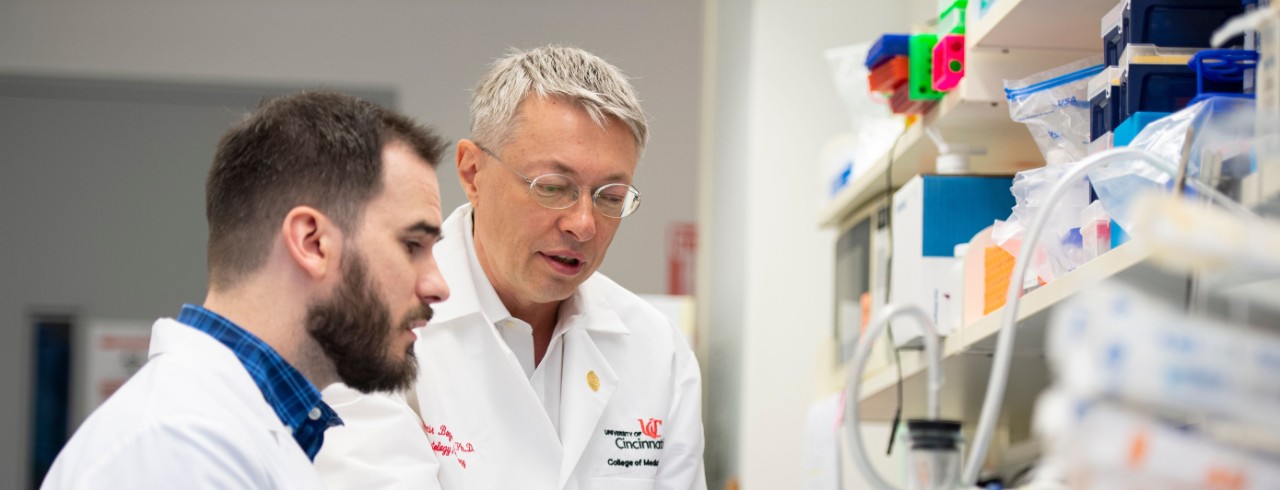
left=932, top=35, right=965, bottom=91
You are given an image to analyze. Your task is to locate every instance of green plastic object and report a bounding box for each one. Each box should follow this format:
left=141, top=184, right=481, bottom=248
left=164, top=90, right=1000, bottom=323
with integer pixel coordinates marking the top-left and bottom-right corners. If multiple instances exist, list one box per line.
left=909, top=34, right=945, bottom=101
left=939, top=3, right=966, bottom=34
left=937, top=0, right=967, bottom=12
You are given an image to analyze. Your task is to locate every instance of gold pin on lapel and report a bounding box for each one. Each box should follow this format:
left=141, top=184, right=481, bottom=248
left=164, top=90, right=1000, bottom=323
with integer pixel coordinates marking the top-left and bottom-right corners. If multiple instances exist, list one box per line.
left=586, top=370, right=600, bottom=392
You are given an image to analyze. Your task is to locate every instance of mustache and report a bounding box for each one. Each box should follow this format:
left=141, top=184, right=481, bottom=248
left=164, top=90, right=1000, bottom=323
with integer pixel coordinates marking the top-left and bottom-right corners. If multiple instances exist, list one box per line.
left=403, top=304, right=434, bottom=326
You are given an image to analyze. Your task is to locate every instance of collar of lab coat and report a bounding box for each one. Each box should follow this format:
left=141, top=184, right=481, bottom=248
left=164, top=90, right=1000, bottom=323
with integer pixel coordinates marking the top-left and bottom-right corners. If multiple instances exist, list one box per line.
left=423, top=204, right=629, bottom=486
left=429, top=203, right=630, bottom=337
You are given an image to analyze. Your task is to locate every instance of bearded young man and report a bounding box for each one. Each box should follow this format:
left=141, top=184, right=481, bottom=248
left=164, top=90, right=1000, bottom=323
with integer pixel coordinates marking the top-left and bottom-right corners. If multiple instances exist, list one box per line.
left=41, top=91, right=451, bottom=489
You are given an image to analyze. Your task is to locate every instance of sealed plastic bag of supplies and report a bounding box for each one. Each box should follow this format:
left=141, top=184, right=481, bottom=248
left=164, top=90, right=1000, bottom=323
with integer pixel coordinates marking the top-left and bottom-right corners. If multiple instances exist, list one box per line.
left=1005, top=57, right=1105, bottom=165
left=1089, top=96, right=1256, bottom=233
left=822, top=43, right=904, bottom=198
left=992, top=161, right=1093, bottom=286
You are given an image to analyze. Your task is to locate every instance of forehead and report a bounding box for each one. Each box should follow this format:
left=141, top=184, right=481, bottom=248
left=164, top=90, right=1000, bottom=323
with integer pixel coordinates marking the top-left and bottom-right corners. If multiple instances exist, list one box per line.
left=504, top=96, right=638, bottom=181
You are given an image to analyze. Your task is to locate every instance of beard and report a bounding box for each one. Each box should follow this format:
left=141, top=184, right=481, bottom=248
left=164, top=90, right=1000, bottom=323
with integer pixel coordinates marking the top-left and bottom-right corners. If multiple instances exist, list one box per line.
left=305, top=251, right=432, bottom=393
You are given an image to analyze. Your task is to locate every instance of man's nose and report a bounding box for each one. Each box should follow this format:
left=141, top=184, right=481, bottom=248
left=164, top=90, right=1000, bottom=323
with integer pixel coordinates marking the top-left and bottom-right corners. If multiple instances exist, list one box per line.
left=560, top=191, right=597, bottom=242
left=417, top=255, right=450, bottom=305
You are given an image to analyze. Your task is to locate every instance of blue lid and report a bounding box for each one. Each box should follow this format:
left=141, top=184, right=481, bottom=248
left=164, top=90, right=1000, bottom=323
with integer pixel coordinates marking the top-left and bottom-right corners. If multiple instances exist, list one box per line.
left=866, top=34, right=911, bottom=70
left=1189, top=49, right=1257, bottom=104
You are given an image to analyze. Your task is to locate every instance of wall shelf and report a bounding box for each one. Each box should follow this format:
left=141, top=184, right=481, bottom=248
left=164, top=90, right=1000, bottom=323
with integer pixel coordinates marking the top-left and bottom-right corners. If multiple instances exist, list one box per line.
left=968, top=0, right=1122, bottom=52
left=851, top=243, right=1188, bottom=429
left=818, top=85, right=1034, bottom=228
left=818, top=48, right=1088, bottom=229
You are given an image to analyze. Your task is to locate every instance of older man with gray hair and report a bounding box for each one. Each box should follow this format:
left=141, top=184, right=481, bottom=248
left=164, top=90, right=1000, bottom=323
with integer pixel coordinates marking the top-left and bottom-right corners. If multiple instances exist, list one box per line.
left=316, top=45, right=706, bottom=490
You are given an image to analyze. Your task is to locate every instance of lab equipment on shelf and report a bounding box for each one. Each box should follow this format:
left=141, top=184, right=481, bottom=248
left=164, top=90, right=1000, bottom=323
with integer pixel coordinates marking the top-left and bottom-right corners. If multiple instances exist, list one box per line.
left=1104, top=0, right=1246, bottom=66
left=867, top=34, right=912, bottom=71
left=889, top=174, right=1014, bottom=347
left=932, top=35, right=966, bottom=92
left=910, top=34, right=946, bottom=101
left=938, top=0, right=968, bottom=35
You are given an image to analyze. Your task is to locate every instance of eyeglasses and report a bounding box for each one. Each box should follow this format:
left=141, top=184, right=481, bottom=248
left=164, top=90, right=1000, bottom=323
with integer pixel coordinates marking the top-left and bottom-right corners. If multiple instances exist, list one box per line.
left=476, top=144, right=642, bottom=219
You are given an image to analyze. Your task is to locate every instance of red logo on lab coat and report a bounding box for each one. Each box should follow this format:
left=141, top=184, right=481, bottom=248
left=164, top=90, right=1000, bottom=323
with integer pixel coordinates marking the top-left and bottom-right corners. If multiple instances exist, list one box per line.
left=638, top=418, right=663, bottom=439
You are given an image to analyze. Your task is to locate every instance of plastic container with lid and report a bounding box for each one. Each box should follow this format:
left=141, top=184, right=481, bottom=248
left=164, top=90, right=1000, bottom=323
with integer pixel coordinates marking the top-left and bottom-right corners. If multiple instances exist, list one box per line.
left=1102, top=0, right=1127, bottom=66
left=1123, top=0, right=1245, bottom=50
left=1089, top=66, right=1123, bottom=140
left=1118, top=44, right=1229, bottom=118
left=868, top=56, right=910, bottom=93
left=903, top=419, right=964, bottom=490
left=1104, top=0, right=1245, bottom=66
left=909, top=34, right=945, bottom=101
left=866, top=34, right=911, bottom=70
left=932, top=35, right=965, bottom=91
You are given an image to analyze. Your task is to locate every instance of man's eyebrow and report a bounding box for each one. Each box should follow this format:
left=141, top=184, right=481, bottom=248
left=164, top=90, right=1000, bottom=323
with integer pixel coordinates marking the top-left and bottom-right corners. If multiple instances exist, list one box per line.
left=545, top=161, right=630, bottom=184
left=404, top=222, right=442, bottom=237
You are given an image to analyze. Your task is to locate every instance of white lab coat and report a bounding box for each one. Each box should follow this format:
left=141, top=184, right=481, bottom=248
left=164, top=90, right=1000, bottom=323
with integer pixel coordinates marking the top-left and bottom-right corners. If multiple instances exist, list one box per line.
left=42, top=318, right=324, bottom=489
left=314, top=385, right=441, bottom=490
left=317, top=204, right=706, bottom=490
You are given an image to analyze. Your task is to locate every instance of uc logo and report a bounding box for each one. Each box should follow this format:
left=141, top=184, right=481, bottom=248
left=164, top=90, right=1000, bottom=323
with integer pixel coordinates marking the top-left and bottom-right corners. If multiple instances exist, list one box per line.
left=638, top=418, right=663, bottom=439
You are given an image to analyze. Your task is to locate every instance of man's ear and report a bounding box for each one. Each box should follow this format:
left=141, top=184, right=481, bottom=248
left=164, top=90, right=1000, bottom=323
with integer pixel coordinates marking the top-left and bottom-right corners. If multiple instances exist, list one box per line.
left=456, top=139, right=483, bottom=207
left=281, top=206, right=342, bottom=281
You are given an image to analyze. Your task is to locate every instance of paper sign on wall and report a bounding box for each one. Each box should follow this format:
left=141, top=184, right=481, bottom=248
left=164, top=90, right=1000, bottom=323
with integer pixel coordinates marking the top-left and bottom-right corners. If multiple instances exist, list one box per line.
left=78, top=320, right=151, bottom=422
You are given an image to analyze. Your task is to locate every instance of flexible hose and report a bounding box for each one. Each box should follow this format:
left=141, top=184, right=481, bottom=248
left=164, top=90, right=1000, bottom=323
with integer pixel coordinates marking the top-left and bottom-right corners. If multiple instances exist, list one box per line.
left=845, top=304, right=944, bottom=489
left=959, top=147, right=1248, bottom=483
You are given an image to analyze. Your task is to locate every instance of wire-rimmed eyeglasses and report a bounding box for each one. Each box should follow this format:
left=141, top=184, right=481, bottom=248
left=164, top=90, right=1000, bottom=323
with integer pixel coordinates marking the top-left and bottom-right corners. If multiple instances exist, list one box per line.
left=476, top=144, right=642, bottom=219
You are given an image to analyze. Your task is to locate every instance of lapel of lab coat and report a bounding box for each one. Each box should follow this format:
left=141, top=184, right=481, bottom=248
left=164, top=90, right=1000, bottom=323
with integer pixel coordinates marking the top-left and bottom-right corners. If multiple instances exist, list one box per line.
left=555, top=280, right=629, bottom=488
left=428, top=204, right=634, bottom=487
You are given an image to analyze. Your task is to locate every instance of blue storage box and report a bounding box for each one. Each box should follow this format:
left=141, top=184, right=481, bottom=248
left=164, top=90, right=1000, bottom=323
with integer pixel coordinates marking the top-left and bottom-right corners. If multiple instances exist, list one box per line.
left=1114, top=111, right=1171, bottom=146
left=866, top=34, right=912, bottom=70
left=1123, top=0, right=1245, bottom=48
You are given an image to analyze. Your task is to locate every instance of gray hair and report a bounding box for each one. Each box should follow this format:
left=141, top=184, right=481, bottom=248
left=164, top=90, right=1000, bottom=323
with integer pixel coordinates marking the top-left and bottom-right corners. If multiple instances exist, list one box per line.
left=470, top=45, right=648, bottom=155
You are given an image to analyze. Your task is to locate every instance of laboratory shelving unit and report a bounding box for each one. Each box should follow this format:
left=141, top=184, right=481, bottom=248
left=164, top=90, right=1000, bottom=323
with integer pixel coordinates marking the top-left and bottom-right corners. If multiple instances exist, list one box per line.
left=819, top=0, right=1121, bottom=228
left=821, top=0, right=1144, bottom=446
left=854, top=245, right=1179, bottom=430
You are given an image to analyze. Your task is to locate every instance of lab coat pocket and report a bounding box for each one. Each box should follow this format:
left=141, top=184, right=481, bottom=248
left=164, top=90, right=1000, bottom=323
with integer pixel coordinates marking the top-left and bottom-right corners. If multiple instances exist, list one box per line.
left=588, top=476, right=656, bottom=490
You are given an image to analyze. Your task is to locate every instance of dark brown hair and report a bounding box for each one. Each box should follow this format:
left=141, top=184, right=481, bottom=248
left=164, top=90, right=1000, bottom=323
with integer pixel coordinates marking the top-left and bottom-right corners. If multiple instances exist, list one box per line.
left=205, top=90, right=447, bottom=290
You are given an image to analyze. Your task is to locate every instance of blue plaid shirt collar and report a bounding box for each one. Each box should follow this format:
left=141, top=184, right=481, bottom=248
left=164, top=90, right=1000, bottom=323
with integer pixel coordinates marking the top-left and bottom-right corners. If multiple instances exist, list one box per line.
left=177, top=304, right=343, bottom=460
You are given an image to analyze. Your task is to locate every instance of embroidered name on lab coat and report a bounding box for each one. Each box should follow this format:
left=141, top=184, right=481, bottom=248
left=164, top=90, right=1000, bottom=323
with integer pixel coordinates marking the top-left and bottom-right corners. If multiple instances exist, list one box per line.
left=424, top=423, right=475, bottom=469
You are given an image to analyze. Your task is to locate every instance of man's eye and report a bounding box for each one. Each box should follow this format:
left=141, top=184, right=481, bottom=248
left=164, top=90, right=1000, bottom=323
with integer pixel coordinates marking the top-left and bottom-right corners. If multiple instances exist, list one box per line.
left=405, top=240, right=424, bottom=253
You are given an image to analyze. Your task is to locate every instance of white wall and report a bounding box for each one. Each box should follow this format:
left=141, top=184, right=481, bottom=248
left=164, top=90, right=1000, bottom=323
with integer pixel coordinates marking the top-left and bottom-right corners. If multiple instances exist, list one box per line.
left=0, top=2, right=701, bottom=486
left=699, top=0, right=933, bottom=487
left=0, top=0, right=702, bottom=295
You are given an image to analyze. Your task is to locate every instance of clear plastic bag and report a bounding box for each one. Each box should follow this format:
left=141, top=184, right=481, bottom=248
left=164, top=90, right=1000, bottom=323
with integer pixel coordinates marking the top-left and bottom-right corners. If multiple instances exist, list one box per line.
left=1089, top=96, right=1256, bottom=232
left=822, top=43, right=904, bottom=197
left=992, top=162, right=1094, bottom=285
left=1005, top=57, right=1105, bottom=165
